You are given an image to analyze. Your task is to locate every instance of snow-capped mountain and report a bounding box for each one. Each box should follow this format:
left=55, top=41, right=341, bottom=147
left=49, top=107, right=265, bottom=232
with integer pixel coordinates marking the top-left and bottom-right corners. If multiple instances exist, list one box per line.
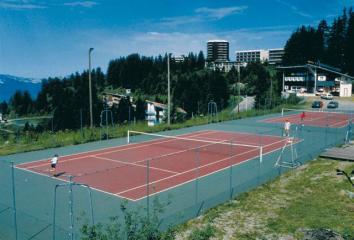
left=0, top=74, right=41, bottom=102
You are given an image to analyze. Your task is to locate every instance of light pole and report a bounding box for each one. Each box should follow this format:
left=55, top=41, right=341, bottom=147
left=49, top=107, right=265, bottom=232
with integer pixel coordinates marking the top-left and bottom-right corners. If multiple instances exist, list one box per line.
left=237, top=64, right=241, bottom=113
left=89, top=48, right=94, bottom=129
left=167, top=53, right=171, bottom=125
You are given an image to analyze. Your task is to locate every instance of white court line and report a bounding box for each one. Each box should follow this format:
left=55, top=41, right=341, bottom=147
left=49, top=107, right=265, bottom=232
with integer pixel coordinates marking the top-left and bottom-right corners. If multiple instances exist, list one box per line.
left=93, top=156, right=179, bottom=175
left=23, top=131, right=213, bottom=169
left=74, top=135, right=237, bottom=193
left=207, top=129, right=286, bottom=139
left=195, top=134, right=275, bottom=146
left=115, top=137, right=289, bottom=196
left=115, top=146, right=261, bottom=195
left=328, top=119, right=350, bottom=128
left=16, top=130, right=210, bottom=167
left=262, top=114, right=332, bottom=126
left=127, top=138, right=303, bottom=202
left=14, top=165, right=135, bottom=202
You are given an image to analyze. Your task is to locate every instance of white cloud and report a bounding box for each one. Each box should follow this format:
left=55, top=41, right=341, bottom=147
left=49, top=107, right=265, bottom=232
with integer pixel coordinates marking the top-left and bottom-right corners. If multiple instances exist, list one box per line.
left=63, top=1, right=98, bottom=8
left=195, top=6, right=248, bottom=20
left=159, top=15, right=203, bottom=27
left=157, top=5, right=248, bottom=27
left=276, top=0, right=313, bottom=18
left=0, top=1, right=46, bottom=9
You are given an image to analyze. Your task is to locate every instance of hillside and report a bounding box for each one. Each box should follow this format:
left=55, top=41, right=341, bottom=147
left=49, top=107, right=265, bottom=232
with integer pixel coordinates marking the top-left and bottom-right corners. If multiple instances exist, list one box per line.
left=175, top=158, right=354, bottom=239
left=0, top=74, right=41, bottom=101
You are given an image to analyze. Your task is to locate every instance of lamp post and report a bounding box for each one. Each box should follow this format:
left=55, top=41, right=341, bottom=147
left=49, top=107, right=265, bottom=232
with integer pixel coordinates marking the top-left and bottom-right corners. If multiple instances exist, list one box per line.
left=167, top=53, right=171, bottom=125
left=89, top=48, right=94, bottom=128
left=237, top=64, right=241, bottom=113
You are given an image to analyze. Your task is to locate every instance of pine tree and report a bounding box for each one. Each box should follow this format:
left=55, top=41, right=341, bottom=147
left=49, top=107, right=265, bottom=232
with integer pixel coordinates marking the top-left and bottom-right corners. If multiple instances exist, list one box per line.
left=326, top=9, right=348, bottom=68
left=344, top=8, right=354, bottom=75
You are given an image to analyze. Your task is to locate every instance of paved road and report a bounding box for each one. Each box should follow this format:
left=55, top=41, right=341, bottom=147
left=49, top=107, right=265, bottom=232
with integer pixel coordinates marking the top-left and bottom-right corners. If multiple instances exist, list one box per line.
left=318, top=98, right=354, bottom=111
left=233, top=96, right=255, bottom=112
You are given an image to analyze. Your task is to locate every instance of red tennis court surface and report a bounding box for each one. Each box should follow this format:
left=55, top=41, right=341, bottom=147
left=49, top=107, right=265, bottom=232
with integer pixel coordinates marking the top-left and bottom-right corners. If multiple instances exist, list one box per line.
left=17, top=130, right=294, bottom=201
left=261, top=111, right=351, bottom=128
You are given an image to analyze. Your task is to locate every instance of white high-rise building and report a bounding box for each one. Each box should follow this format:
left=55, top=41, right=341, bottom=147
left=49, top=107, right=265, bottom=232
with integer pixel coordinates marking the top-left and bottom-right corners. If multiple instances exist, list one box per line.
left=235, top=48, right=284, bottom=65
left=235, top=50, right=269, bottom=63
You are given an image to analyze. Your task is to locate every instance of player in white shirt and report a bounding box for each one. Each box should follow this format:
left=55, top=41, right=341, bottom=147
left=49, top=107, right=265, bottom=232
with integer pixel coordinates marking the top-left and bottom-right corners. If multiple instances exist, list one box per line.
left=50, top=154, right=59, bottom=176
left=284, top=120, right=291, bottom=137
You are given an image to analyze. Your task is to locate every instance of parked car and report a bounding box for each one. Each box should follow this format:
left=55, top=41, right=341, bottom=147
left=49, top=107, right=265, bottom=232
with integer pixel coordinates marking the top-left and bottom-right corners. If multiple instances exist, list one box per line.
left=315, top=88, right=324, bottom=96
left=321, top=93, right=334, bottom=100
left=312, top=100, right=323, bottom=108
left=327, top=101, right=339, bottom=109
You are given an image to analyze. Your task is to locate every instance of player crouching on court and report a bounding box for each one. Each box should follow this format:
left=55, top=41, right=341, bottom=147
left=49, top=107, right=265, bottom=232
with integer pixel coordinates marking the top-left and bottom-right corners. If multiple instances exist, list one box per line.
left=50, top=154, right=59, bottom=176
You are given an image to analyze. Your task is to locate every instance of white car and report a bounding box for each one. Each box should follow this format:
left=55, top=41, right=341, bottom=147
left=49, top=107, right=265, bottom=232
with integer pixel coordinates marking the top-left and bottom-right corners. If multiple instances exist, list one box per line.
left=320, top=93, right=333, bottom=100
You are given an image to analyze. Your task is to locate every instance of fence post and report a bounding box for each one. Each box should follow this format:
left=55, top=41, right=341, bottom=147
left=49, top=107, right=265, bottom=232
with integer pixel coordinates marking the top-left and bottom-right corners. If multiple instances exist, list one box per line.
left=80, top=109, right=83, bottom=137
left=194, top=148, right=200, bottom=206
left=53, top=185, right=58, bottom=240
left=10, top=162, right=18, bottom=240
left=229, top=140, right=233, bottom=200
left=146, top=159, right=150, bottom=220
left=258, top=131, right=263, bottom=185
left=68, top=176, right=74, bottom=240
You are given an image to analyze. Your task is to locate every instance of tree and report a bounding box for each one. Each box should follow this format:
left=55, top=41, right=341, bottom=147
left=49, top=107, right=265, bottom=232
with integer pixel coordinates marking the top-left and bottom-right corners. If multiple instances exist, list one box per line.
left=117, top=97, right=132, bottom=123
left=197, top=51, right=205, bottom=69
left=135, top=98, right=146, bottom=121
left=344, top=8, right=354, bottom=75
left=242, top=63, right=271, bottom=108
left=282, top=26, right=325, bottom=65
left=324, top=8, right=350, bottom=68
left=9, top=90, right=34, bottom=116
left=0, top=101, right=8, bottom=114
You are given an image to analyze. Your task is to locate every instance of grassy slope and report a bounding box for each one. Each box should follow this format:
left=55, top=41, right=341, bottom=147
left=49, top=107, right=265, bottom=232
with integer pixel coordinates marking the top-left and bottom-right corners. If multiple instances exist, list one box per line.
left=175, top=158, right=354, bottom=239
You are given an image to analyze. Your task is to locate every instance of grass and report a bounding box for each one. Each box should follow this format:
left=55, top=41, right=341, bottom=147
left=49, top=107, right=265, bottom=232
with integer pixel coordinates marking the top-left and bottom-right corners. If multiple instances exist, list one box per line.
left=175, top=158, right=354, bottom=239
left=0, top=104, right=296, bottom=156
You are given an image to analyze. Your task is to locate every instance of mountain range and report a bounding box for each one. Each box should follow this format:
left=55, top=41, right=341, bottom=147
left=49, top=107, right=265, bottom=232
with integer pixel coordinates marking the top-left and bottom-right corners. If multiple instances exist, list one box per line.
left=0, top=74, right=41, bottom=102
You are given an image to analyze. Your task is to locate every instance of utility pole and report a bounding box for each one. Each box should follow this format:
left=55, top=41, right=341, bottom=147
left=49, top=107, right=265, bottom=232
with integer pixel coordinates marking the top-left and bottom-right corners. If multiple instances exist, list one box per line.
left=89, top=48, right=94, bottom=128
left=237, top=64, right=241, bottom=113
left=167, top=53, right=171, bottom=125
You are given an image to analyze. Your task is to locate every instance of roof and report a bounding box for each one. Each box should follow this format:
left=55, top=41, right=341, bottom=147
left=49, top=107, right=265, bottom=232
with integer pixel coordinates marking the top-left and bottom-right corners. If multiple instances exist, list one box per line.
left=235, top=49, right=266, bottom=53
left=146, top=100, right=167, bottom=110
left=146, top=100, right=187, bottom=114
left=277, top=63, right=354, bottom=80
left=268, top=48, right=284, bottom=51
left=207, top=40, right=228, bottom=43
left=103, top=92, right=126, bottom=97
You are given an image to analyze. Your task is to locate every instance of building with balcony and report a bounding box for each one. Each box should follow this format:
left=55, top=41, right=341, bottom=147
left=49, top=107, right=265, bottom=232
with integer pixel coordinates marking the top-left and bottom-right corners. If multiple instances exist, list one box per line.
left=235, top=50, right=269, bottom=64
left=207, top=40, right=229, bottom=62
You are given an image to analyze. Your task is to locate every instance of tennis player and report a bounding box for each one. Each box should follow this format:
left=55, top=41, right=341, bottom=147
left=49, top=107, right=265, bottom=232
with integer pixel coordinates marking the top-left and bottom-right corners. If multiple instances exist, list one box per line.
left=50, top=154, right=59, bottom=176
left=300, top=111, right=306, bottom=127
left=284, top=119, right=291, bottom=137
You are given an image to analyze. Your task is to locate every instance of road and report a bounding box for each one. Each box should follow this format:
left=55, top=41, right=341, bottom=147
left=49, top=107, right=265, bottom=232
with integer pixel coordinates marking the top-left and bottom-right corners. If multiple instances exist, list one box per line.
left=317, top=97, right=354, bottom=111
left=233, top=96, right=255, bottom=112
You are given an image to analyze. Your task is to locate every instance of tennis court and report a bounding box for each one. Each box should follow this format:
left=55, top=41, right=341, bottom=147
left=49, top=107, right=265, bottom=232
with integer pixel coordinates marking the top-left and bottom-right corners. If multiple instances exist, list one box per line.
left=261, top=108, right=353, bottom=128
left=16, top=130, right=293, bottom=201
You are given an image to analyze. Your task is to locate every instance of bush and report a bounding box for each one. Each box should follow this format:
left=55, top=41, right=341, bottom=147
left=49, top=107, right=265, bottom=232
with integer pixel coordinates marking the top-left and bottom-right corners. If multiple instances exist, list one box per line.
left=188, top=224, right=216, bottom=240
left=80, top=199, right=175, bottom=240
left=283, top=93, right=302, bottom=105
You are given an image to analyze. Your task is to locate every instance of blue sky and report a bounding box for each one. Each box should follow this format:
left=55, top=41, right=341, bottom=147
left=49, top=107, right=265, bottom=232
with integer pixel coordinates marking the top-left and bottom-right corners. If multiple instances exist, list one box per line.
left=0, top=0, right=353, bottom=78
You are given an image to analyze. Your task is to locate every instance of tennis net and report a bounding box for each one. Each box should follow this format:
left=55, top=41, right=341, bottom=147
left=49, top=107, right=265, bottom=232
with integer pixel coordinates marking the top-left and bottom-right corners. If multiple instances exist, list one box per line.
left=127, top=130, right=263, bottom=162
